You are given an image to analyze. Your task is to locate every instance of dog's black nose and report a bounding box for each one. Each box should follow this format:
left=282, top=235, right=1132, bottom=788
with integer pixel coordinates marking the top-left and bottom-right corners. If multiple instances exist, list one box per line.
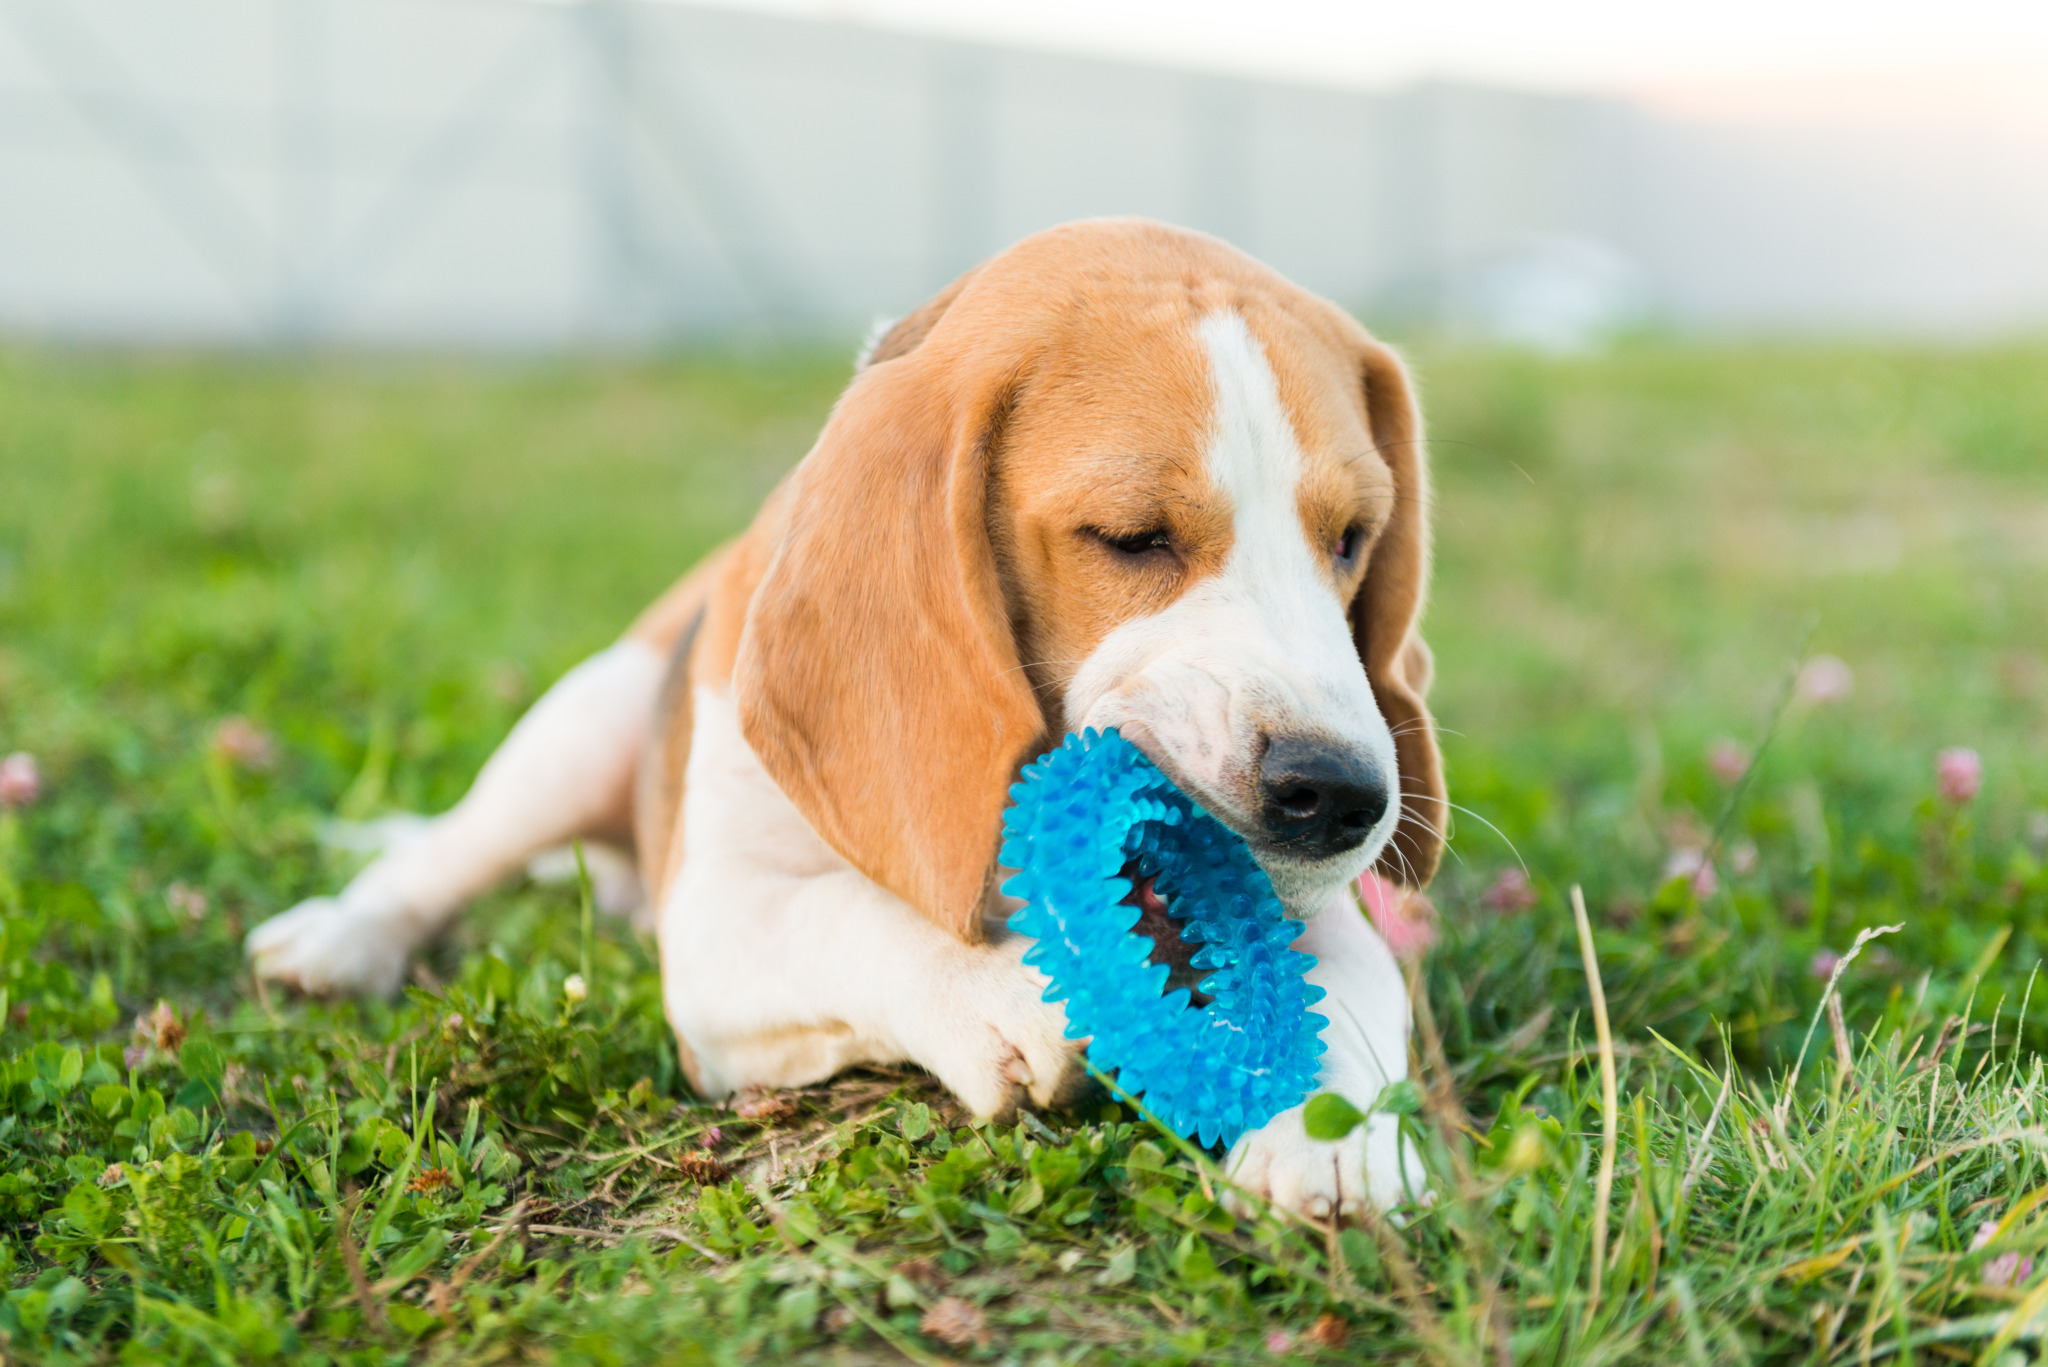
left=1256, top=736, right=1389, bottom=858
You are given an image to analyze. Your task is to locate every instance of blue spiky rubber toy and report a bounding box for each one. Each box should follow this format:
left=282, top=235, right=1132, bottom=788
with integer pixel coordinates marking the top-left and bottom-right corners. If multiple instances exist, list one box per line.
left=1001, top=728, right=1327, bottom=1148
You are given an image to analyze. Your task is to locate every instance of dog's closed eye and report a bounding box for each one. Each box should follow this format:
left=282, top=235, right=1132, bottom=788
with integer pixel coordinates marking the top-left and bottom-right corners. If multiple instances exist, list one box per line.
left=1093, top=527, right=1176, bottom=560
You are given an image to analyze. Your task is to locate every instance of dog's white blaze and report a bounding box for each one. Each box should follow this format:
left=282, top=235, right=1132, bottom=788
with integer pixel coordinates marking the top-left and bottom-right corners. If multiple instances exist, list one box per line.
left=1202, top=310, right=1303, bottom=546
left=1066, top=310, right=1399, bottom=900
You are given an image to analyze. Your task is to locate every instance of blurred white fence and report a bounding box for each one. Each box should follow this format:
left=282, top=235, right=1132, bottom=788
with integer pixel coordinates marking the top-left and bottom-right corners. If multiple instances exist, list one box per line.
left=2, top=0, right=2045, bottom=345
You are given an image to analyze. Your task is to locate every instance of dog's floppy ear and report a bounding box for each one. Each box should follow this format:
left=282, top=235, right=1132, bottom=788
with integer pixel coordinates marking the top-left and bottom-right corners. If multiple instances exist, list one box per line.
left=857, top=271, right=976, bottom=370
left=733, top=290, right=1044, bottom=940
left=1349, top=341, right=1446, bottom=889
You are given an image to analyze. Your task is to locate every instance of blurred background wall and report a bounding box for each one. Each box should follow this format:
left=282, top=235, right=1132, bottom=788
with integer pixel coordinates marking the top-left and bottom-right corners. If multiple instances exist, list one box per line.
left=3, top=0, right=2046, bottom=348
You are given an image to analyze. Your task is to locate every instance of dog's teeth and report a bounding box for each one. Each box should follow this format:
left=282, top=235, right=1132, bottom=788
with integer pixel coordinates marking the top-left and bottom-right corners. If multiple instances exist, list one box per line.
left=1006, top=1058, right=1034, bottom=1087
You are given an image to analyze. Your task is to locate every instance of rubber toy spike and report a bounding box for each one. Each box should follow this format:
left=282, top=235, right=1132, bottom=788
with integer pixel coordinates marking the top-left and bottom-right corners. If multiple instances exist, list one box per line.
left=1001, top=728, right=1328, bottom=1149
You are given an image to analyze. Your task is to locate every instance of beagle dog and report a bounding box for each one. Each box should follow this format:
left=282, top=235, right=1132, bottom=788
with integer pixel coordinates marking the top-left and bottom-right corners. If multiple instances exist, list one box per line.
left=247, top=219, right=1446, bottom=1219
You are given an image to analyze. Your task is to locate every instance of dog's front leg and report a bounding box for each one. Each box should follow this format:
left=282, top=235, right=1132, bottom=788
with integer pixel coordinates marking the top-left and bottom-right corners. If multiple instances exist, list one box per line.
left=1224, top=890, right=1427, bottom=1220
left=660, top=691, right=1086, bottom=1117
left=663, top=870, right=1087, bottom=1119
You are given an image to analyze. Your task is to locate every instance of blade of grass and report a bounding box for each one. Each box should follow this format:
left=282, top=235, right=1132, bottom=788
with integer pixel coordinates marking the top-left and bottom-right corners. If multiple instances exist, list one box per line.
left=1781, top=922, right=1904, bottom=1125
left=1572, top=884, right=1618, bottom=1326
left=335, top=1188, right=389, bottom=1337
left=1678, top=1065, right=1733, bottom=1206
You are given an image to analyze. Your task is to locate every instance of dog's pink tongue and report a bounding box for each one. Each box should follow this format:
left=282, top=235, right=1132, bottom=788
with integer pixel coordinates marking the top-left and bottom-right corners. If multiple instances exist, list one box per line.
left=1357, top=869, right=1437, bottom=960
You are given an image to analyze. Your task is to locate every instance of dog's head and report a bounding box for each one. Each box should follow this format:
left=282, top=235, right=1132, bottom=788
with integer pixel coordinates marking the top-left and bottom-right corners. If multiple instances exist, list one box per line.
left=734, top=219, right=1444, bottom=935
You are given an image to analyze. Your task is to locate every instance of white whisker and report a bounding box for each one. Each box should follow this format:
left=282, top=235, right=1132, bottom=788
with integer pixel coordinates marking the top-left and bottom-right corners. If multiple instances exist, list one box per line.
left=1438, top=800, right=1528, bottom=877
left=1392, top=805, right=1469, bottom=870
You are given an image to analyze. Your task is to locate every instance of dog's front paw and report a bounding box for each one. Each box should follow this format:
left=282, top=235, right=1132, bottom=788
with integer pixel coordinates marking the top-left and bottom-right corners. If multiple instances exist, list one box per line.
left=1224, top=1105, right=1424, bottom=1222
left=246, top=896, right=412, bottom=997
left=912, top=942, right=1089, bottom=1122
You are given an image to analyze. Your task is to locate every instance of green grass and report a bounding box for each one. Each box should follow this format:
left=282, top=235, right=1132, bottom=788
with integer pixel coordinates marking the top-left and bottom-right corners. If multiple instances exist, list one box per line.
left=2, top=337, right=2047, bottom=1364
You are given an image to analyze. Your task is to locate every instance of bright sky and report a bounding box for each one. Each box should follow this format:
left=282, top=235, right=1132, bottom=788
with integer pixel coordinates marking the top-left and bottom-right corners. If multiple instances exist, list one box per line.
left=701, top=0, right=2048, bottom=127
